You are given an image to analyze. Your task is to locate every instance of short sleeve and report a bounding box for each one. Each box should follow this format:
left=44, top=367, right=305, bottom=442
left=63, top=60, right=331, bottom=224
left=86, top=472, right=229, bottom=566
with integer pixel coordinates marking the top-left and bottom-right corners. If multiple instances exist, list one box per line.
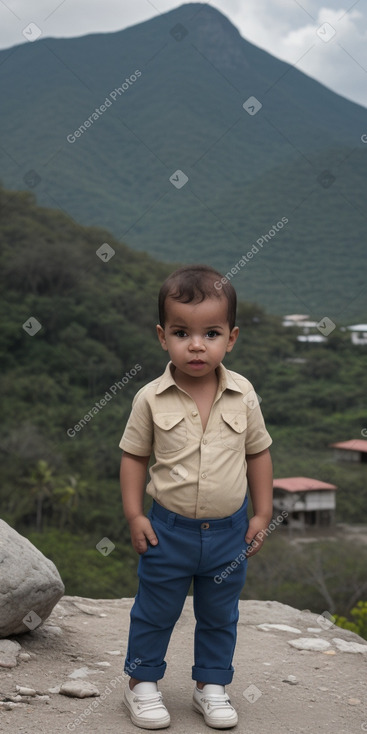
left=119, top=389, right=153, bottom=456
left=243, top=386, right=272, bottom=455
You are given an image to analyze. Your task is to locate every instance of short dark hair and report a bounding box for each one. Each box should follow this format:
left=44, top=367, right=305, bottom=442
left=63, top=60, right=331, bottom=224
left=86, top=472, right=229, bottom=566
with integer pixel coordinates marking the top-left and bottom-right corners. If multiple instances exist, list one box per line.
left=158, top=265, right=237, bottom=330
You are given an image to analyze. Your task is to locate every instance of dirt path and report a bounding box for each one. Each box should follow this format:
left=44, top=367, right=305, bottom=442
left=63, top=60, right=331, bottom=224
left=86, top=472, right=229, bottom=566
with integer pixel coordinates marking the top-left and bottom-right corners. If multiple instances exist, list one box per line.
left=1, top=596, right=366, bottom=733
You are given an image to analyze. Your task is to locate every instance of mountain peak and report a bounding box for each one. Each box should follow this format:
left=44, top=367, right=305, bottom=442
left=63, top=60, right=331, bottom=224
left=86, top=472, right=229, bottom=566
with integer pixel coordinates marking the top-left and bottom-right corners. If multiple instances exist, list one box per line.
left=165, top=2, right=244, bottom=70
left=1, top=2, right=366, bottom=320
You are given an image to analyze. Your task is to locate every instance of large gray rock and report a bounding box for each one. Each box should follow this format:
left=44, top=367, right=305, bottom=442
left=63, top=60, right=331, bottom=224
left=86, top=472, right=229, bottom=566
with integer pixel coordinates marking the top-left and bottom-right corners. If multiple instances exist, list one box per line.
left=0, top=520, right=64, bottom=637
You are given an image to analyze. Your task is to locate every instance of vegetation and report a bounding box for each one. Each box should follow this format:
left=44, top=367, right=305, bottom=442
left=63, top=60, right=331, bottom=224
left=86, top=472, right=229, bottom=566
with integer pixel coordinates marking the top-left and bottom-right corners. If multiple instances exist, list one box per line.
left=334, top=601, right=367, bottom=641
left=1, top=4, right=367, bottom=319
left=0, top=186, right=366, bottom=623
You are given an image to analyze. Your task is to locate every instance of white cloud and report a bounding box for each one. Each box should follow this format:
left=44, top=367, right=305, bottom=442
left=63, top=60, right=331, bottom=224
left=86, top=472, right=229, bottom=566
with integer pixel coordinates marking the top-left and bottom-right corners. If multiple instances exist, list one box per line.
left=276, top=7, right=367, bottom=106
left=0, top=0, right=158, bottom=47
left=209, top=1, right=367, bottom=106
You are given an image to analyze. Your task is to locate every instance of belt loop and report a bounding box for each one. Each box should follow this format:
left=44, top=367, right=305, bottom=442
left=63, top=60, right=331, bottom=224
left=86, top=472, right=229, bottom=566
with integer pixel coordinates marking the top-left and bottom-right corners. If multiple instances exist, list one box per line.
left=167, top=512, right=176, bottom=528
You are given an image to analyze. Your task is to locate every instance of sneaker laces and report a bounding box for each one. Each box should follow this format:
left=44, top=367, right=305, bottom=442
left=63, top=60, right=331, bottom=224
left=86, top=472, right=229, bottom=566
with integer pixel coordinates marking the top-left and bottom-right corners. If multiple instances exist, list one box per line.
left=133, top=691, right=166, bottom=712
left=199, top=693, right=233, bottom=710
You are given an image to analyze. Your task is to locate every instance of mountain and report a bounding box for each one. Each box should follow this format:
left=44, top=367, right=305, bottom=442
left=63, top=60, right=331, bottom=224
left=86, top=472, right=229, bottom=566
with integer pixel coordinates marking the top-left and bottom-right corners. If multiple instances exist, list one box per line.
left=1, top=185, right=366, bottom=604
left=0, top=3, right=366, bottom=319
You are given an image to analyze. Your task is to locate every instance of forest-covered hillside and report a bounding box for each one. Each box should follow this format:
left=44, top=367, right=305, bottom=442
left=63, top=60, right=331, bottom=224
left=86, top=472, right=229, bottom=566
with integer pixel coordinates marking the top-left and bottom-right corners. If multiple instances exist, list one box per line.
left=1, top=186, right=366, bottom=615
left=0, top=3, right=366, bottom=318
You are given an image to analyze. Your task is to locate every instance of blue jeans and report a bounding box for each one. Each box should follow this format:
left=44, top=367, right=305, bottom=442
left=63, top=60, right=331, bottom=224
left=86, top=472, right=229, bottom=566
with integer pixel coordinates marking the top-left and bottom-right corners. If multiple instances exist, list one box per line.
left=124, top=497, right=250, bottom=685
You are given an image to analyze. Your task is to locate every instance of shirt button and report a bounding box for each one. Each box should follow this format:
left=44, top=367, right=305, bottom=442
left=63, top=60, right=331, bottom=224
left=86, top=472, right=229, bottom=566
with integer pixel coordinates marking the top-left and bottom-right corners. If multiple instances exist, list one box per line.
left=201, top=472, right=207, bottom=479
left=192, top=411, right=198, bottom=417
left=202, top=439, right=207, bottom=445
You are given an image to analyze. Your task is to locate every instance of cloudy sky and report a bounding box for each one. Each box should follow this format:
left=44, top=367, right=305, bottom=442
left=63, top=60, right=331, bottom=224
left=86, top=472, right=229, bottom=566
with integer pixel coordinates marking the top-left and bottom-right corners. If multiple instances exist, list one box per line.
left=1, top=0, right=367, bottom=107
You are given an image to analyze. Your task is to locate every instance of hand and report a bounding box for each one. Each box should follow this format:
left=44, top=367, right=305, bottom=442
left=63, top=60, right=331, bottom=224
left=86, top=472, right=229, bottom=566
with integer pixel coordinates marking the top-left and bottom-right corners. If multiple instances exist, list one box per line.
left=129, top=515, right=159, bottom=555
left=245, top=514, right=272, bottom=558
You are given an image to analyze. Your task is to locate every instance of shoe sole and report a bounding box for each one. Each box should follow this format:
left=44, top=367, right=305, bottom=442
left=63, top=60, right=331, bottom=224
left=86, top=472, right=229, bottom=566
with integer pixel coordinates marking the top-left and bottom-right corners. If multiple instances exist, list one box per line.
left=192, top=700, right=238, bottom=729
left=124, top=691, right=171, bottom=730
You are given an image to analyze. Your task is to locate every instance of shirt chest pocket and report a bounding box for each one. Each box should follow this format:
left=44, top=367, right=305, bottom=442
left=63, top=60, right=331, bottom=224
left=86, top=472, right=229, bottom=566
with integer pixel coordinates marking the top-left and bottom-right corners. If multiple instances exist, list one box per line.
left=153, top=413, right=187, bottom=454
left=220, top=412, right=247, bottom=451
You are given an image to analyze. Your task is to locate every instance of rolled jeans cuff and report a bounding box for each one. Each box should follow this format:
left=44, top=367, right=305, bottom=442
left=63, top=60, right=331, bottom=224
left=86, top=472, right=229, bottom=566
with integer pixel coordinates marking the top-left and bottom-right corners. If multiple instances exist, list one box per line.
left=192, top=665, right=234, bottom=685
left=124, top=659, right=166, bottom=682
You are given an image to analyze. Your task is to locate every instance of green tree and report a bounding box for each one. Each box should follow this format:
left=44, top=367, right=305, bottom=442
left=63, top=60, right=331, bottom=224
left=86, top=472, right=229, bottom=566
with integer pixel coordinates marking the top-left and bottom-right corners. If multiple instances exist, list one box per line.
left=24, top=459, right=54, bottom=533
left=52, top=474, right=88, bottom=530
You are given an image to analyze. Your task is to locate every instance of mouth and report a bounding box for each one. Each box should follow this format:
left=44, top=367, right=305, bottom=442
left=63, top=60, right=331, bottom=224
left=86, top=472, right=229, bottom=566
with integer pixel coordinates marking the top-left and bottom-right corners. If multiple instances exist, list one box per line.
left=188, top=360, right=206, bottom=365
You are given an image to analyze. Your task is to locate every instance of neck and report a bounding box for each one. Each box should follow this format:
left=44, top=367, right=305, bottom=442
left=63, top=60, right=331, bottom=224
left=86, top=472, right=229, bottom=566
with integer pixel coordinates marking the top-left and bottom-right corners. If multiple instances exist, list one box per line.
left=172, top=365, right=218, bottom=392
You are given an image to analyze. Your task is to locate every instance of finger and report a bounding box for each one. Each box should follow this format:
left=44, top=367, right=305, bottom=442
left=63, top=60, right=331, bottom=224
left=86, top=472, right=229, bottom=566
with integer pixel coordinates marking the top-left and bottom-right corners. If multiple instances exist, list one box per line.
left=144, top=520, right=158, bottom=545
left=245, top=536, right=262, bottom=557
left=245, top=533, right=256, bottom=544
left=244, top=522, right=256, bottom=545
left=134, top=535, right=148, bottom=554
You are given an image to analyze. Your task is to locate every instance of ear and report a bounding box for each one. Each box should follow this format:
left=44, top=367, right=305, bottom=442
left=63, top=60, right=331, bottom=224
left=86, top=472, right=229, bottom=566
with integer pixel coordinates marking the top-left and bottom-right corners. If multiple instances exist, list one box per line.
left=226, top=326, right=239, bottom=353
left=156, top=324, right=168, bottom=351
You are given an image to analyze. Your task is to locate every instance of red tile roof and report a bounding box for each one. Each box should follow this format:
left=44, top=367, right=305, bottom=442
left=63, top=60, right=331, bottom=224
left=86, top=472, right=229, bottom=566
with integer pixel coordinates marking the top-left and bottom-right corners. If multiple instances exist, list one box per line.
left=273, top=477, right=337, bottom=492
left=330, top=439, right=367, bottom=453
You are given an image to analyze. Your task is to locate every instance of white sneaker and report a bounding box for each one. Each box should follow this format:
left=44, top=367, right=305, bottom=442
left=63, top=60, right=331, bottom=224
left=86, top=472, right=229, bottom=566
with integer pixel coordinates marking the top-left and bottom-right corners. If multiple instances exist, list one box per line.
left=193, top=684, right=238, bottom=729
left=124, top=681, right=171, bottom=730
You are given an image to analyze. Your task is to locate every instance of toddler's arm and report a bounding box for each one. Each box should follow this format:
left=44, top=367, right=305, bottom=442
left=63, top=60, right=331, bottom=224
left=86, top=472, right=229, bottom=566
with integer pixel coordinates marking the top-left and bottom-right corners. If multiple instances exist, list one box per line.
left=245, top=448, right=273, bottom=557
left=120, top=451, right=159, bottom=554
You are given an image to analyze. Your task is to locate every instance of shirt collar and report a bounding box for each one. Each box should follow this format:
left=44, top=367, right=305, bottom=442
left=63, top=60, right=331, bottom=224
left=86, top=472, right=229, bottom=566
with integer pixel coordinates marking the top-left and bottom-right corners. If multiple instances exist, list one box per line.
left=155, top=361, right=243, bottom=396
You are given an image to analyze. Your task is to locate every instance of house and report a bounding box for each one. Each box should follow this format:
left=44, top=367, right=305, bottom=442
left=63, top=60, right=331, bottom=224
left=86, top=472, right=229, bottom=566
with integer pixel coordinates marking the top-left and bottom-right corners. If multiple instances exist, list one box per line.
left=330, top=439, right=367, bottom=463
left=297, top=334, right=327, bottom=343
left=282, top=314, right=327, bottom=343
left=282, top=314, right=310, bottom=327
left=273, top=476, right=337, bottom=529
left=346, top=324, right=367, bottom=346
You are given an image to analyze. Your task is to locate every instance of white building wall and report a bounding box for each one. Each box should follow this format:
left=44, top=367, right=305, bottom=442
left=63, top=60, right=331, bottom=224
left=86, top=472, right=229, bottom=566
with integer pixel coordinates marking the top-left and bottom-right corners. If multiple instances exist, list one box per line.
left=304, top=491, right=336, bottom=511
left=274, top=490, right=336, bottom=512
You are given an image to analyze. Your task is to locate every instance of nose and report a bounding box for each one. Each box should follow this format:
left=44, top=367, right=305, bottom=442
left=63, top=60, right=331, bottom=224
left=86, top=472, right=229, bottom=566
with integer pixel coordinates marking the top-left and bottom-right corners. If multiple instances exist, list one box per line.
left=189, top=336, right=205, bottom=351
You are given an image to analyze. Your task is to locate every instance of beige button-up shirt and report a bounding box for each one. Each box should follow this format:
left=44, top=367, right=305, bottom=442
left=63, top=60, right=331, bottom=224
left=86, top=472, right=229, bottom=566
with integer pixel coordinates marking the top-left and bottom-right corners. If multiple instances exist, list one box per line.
left=119, top=362, right=272, bottom=519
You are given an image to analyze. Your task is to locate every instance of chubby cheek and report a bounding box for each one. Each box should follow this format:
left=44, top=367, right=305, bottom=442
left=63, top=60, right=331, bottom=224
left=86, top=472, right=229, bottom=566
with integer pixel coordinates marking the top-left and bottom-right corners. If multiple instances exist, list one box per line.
left=164, top=338, right=180, bottom=354
left=211, top=338, right=228, bottom=352
left=170, top=341, right=186, bottom=355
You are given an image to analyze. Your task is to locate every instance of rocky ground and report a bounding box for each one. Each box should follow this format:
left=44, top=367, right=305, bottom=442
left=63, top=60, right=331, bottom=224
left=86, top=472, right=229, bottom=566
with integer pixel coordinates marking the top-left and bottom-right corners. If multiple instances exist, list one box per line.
left=0, top=596, right=366, bottom=733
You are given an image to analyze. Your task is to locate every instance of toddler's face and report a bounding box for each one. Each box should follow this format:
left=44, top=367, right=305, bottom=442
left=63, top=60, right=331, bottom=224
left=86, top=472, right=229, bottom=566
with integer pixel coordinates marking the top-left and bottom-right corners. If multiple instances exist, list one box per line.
left=156, top=296, right=238, bottom=380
